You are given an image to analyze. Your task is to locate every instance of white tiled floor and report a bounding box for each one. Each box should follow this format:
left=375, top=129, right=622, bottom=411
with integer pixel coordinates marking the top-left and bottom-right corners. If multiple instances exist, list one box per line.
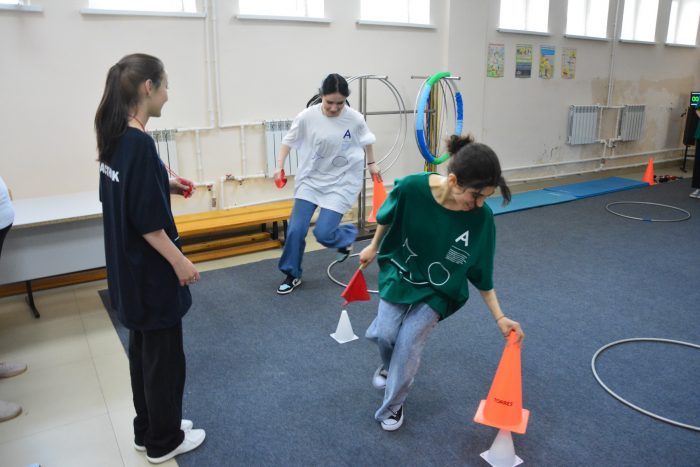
left=0, top=163, right=689, bottom=467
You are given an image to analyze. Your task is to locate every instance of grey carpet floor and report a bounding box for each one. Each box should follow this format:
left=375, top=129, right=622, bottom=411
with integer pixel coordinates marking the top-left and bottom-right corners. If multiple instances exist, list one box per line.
left=100, top=178, right=700, bottom=466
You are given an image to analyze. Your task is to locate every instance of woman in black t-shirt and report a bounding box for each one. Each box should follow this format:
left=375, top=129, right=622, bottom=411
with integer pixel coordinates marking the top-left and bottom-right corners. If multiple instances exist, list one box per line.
left=95, top=53, right=204, bottom=464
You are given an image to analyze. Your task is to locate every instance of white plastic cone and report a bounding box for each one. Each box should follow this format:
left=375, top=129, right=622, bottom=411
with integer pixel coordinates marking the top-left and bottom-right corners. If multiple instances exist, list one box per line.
left=330, top=309, right=358, bottom=344
left=480, top=429, right=523, bottom=467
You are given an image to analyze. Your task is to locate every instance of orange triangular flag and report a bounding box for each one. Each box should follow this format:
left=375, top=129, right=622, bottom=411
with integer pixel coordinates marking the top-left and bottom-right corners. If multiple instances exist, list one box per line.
left=341, top=268, right=370, bottom=305
left=368, top=176, right=388, bottom=223
left=642, top=158, right=656, bottom=185
left=474, top=331, right=530, bottom=434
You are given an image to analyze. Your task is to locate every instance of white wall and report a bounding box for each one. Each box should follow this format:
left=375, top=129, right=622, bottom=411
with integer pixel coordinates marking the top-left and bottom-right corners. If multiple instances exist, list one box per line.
left=1, top=0, right=699, bottom=212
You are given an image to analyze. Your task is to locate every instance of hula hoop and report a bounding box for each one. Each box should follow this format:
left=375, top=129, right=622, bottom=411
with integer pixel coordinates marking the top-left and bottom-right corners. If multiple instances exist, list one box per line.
left=591, top=338, right=700, bottom=432
left=605, top=201, right=691, bottom=222
left=326, top=253, right=378, bottom=294
left=415, top=71, right=463, bottom=165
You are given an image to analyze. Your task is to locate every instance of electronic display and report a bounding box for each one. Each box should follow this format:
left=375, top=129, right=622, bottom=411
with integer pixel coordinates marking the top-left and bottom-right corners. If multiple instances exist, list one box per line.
left=691, top=91, right=700, bottom=108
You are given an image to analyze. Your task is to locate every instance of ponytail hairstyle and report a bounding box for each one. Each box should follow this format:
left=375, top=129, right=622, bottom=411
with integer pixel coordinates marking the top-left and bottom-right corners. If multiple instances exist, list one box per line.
left=446, top=135, right=511, bottom=205
left=306, top=73, right=351, bottom=108
left=94, top=53, right=165, bottom=163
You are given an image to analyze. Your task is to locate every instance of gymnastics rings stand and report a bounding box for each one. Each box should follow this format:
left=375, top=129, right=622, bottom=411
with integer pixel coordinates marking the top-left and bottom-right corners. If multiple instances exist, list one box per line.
left=605, top=201, right=691, bottom=222
left=591, top=338, right=700, bottom=431
left=327, top=253, right=379, bottom=294
left=413, top=71, right=464, bottom=165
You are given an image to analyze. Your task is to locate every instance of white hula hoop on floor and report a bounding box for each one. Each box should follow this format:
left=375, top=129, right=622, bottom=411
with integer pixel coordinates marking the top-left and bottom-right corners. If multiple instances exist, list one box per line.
left=327, top=253, right=379, bottom=294
left=605, top=201, right=691, bottom=222
left=591, top=337, right=700, bottom=432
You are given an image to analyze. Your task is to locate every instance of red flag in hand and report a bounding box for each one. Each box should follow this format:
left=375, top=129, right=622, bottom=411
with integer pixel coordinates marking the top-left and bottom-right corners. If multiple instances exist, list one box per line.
left=368, top=175, right=387, bottom=223
left=341, top=268, right=370, bottom=305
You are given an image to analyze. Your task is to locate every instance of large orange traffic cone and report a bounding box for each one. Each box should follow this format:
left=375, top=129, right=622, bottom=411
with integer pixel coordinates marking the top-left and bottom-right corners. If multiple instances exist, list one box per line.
left=642, top=158, right=656, bottom=185
left=368, top=175, right=387, bottom=223
left=474, top=331, right=530, bottom=434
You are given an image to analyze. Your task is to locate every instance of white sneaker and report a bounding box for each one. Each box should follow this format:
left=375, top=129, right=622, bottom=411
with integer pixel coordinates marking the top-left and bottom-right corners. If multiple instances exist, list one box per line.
left=372, top=365, right=388, bottom=389
left=381, top=406, right=404, bottom=431
left=146, top=428, right=205, bottom=464
left=135, top=419, right=194, bottom=452
left=690, top=189, right=700, bottom=198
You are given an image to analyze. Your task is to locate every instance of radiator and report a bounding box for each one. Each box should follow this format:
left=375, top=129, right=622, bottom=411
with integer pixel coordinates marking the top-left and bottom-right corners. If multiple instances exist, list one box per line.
left=149, top=129, right=179, bottom=175
left=567, top=105, right=600, bottom=145
left=265, top=120, right=298, bottom=177
left=618, top=105, right=645, bottom=141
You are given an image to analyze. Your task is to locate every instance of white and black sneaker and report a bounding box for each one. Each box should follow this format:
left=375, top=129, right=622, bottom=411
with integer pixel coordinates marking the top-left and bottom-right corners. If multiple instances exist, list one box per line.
left=381, top=406, right=404, bottom=431
left=277, top=275, right=302, bottom=295
left=372, top=365, right=388, bottom=389
left=690, top=189, right=700, bottom=199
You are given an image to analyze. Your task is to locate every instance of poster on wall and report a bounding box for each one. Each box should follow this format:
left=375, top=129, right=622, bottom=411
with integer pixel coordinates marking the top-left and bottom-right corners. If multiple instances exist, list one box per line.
left=562, top=48, right=577, bottom=79
left=487, top=43, right=505, bottom=78
left=539, top=45, right=555, bottom=79
left=515, top=44, right=532, bottom=78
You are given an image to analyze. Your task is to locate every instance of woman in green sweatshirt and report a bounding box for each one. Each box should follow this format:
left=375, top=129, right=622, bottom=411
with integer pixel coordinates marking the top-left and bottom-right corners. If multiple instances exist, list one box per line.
left=359, top=134, right=525, bottom=432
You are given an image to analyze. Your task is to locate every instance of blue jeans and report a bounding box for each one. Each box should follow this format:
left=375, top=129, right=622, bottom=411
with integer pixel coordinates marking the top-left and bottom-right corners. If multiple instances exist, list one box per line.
left=278, top=198, right=357, bottom=279
left=365, top=299, right=440, bottom=421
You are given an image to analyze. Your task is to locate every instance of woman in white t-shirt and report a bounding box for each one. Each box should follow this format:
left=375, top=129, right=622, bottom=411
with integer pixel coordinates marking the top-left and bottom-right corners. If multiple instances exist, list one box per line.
left=274, top=74, right=380, bottom=294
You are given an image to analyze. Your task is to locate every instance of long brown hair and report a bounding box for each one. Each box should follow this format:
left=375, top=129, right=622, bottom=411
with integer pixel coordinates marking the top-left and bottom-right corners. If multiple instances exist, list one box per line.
left=94, top=54, right=164, bottom=163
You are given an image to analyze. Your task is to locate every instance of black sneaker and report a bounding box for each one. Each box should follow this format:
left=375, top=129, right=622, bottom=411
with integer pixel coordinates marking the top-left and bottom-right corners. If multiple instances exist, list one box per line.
left=277, top=275, right=302, bottom=295
left=336, top=244, right=353, bottom=263
left=381, top=406, right=404, bottom=431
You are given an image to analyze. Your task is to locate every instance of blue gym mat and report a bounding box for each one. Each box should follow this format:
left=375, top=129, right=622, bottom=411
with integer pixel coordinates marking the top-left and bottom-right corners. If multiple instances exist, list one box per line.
left=543, top=176, right=648, bottom=198
left=487, top=189, right=577, bottom=215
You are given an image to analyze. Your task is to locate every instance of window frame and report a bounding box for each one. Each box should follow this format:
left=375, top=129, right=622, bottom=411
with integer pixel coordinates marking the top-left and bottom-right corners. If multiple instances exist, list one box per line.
left=564, top=0, right=610, bottom=40
left=357, top=0, right=433, bottom=28
left=665, top=0, right=700, bottom=46
left=619, top=0, right=660, bottom=43
left=0, top=0, right=42, bottom=12
left=235, top=0, right=329, bottom=23
left=80, top=0, right=204, bottom=19
left=497, top=0, right=551, bottom=35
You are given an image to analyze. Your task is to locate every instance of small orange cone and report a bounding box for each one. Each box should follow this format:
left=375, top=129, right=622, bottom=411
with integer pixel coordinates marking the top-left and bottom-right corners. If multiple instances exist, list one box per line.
left=368, top=175, right=387, bottom=223
left=341, top=267, right=370, bottom=305
left=642, top=158, right=656, bottom=186
left=474, top=331, right=530, bottom=434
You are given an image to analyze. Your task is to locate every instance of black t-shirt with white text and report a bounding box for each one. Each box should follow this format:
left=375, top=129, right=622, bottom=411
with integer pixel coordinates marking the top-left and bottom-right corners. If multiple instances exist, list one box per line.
left=99, top=128, right=191, bottom=330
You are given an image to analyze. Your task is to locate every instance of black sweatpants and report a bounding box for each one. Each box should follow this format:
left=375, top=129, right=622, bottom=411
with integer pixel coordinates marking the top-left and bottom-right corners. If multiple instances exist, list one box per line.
left=129, top=321, right=186, bottom=458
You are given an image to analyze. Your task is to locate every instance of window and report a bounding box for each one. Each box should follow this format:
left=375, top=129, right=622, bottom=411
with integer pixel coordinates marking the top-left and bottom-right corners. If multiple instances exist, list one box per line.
left=620, top=0, right=659, bottom=42
left=499, top=0, right=550, bottom=33
left=666, top=0, right=700, bottom=45
left=360, top=0, right=430, bottom=25
left=565, top=0, right=609, bottom=38
left=238, top=0, right=324, bottom=18
left=87, top=0, right=198, bottom=13
left=0, top=0, right=42, bottom=12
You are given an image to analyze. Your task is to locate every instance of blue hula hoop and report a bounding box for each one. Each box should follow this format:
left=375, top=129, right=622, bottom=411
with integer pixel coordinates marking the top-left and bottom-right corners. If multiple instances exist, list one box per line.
left=415, top=71, right=464, bottom=165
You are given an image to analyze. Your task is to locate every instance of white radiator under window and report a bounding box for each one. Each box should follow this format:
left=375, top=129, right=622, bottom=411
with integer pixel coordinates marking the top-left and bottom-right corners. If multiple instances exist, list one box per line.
left=618, top=105, right=645, bottom=142
left=567, top=105, right=600, bottom=145
left=149, top=129, right=179, bottom=175
left=265, top=120, right=299, bottom=177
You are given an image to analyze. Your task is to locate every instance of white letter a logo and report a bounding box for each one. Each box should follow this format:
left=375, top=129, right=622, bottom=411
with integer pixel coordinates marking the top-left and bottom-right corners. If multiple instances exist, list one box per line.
left=455, top=230, right=469, bottom=247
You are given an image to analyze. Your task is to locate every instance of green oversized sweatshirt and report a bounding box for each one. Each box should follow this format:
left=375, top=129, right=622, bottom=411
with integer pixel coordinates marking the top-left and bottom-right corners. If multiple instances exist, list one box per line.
left=375, top=173, right=496, bottom=320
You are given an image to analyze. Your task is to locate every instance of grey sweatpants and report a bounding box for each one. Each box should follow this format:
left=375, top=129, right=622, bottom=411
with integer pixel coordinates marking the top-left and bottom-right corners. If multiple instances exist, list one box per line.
left=365, top=299, right=440, bottom=421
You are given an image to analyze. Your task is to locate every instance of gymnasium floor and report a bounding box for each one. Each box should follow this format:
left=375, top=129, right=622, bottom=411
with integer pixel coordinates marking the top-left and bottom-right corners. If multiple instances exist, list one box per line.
left=0, top=162, right=691, bottom=467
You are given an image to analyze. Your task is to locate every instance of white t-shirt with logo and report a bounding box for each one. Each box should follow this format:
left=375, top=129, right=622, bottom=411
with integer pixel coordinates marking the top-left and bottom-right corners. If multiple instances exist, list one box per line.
left=0, top=176, right=15, bottom=229
left=283, top=104, right=376, bottom=213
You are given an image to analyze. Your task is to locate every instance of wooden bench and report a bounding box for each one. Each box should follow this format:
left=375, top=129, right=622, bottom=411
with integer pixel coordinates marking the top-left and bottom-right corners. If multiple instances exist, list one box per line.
left=175, top=200, right=293, bottom=263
